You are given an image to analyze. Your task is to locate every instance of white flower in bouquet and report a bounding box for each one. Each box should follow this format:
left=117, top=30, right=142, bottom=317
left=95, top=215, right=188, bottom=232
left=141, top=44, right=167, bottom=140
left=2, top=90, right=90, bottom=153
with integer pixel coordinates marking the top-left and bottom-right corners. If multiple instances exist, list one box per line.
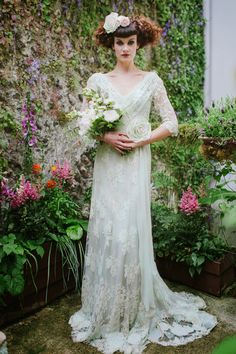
left=103, top=110, right=120, bottom=122
left=127, top=119, right=152, bottom=142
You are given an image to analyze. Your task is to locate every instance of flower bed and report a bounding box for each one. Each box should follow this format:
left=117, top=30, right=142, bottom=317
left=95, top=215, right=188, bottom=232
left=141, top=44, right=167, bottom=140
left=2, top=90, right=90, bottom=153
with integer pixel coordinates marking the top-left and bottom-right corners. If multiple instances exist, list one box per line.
left=0, top=161, right=88, bottom=323
left=152, top=189, right=231, bottom=278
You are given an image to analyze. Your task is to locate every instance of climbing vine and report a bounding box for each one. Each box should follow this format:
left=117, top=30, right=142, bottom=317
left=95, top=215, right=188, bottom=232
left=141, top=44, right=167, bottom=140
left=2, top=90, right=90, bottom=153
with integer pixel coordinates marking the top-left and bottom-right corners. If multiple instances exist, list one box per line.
left=0, top=0, right=205, bottom=195
left=153, top=0, right=205, bottom=122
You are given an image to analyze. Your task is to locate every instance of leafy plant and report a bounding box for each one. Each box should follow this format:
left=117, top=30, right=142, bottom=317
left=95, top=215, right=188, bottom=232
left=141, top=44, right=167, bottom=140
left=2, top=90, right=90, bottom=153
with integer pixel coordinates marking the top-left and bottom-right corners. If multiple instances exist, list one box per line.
left=0, top=233, right=45, bottom=305
left=151, top=123, right=213, bottom=204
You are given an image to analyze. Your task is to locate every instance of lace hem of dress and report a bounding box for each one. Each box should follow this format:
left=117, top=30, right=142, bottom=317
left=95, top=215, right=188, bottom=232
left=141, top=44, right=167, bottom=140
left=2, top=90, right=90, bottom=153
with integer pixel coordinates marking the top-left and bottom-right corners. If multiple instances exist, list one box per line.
left=68, top=294, right=217, bottom=354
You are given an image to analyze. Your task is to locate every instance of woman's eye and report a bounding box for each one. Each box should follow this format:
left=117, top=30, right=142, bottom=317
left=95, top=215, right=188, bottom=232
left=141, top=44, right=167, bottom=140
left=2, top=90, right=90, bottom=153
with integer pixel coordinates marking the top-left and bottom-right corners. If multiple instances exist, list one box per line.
left=115, top=40, right=135, bottom=45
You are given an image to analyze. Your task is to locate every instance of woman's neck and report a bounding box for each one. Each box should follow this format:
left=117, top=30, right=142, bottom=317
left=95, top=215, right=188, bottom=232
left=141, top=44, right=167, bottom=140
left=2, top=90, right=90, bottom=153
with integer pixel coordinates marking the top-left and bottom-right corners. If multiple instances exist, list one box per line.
left=113, top=61, right=138, bottom=74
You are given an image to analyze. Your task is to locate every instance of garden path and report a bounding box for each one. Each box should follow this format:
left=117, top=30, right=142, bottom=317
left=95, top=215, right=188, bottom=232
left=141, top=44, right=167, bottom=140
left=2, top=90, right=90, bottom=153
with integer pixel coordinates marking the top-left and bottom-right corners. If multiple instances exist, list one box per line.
left=3, top=282, right=236, bottom=354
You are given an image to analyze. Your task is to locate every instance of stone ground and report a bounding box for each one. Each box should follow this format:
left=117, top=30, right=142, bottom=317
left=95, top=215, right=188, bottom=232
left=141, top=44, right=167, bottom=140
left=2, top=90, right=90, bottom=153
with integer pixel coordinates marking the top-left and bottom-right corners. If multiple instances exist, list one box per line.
left=2, top=281, right=236, bottom=354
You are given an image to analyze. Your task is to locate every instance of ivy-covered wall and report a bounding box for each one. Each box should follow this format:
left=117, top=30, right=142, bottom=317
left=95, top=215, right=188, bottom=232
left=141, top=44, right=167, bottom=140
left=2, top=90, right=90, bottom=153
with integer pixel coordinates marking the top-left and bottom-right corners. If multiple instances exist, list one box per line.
left=0, top=0, right=205, bottom=196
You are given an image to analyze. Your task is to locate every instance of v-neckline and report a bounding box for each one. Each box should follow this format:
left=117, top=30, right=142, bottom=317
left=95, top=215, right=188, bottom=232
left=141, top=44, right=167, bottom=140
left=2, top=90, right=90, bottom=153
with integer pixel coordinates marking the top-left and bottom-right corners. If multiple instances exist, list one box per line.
left=101, top=71, right=153, bottom=98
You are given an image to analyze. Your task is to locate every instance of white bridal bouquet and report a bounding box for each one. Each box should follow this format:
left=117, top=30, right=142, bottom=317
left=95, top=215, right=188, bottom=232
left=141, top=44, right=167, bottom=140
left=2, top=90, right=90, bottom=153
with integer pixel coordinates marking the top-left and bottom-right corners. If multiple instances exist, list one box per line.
left=66, top=88, right=123, bottom=141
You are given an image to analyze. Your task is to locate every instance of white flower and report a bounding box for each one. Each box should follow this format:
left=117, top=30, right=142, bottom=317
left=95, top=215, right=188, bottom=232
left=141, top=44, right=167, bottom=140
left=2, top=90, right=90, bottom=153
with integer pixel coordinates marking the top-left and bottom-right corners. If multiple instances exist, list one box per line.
left=103, top=12, right=120, bottom=33
left=103, top=109, right=120, bottom=122
left=118, top=15, right=130, bottom=27
left=127, top=120, right=152, bottom=142
left=103, top=98, right=112, bottom=105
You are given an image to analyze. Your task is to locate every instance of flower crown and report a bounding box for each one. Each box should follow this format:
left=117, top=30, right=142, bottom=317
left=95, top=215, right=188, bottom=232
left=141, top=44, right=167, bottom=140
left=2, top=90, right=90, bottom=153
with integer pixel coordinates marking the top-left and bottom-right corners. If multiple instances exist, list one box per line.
left=103, top=12, right=131, bottom=34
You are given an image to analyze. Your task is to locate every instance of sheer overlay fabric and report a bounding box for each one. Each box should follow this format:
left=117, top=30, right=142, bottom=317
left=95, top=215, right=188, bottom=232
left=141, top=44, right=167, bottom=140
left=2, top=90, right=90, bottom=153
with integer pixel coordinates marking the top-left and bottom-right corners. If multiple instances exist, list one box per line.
left=68, top=72, right=217, bottom=354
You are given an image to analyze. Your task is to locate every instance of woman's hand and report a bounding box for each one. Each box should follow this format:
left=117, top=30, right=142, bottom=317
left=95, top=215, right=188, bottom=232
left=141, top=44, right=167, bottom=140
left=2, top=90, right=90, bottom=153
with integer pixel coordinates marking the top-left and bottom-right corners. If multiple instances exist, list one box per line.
left=100, top=132, right=134, bottom=154
left=128, top=140, right=146, bottom=149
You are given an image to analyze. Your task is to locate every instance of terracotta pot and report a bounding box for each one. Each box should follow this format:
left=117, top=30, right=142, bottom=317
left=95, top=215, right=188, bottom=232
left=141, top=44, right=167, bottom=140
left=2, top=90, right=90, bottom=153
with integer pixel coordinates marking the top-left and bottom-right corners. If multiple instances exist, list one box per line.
left=0, top=239, right=86, bottom=328
left=156, top=253, right=235, bottom=296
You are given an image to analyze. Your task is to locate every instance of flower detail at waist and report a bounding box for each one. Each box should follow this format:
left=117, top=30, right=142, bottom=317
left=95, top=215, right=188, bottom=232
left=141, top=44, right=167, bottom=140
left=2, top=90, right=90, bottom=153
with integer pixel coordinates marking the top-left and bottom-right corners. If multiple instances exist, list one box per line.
left=126, top=119, right=152, bottom=142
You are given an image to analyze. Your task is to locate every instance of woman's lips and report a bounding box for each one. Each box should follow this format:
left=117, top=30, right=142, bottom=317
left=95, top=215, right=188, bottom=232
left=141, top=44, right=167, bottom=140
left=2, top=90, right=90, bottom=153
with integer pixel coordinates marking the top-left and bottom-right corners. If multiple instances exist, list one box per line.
left=121, top=54, right=129, bottom=57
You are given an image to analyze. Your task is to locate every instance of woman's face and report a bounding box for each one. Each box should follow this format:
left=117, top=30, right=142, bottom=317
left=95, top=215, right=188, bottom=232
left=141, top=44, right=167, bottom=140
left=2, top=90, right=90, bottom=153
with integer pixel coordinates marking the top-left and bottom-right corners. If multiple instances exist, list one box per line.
left=113, top=35, right=139, bottom=63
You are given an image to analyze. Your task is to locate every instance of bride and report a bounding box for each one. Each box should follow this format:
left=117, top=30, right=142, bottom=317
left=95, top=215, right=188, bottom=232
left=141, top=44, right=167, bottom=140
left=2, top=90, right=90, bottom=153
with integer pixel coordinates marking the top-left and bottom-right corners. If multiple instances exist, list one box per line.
left=68, top=12, right=217, bottom=354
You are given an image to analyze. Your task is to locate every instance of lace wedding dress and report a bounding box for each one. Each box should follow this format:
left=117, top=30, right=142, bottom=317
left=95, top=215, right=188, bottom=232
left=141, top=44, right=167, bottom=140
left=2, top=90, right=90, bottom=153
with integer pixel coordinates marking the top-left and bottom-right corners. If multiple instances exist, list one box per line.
left=68, top=71, right=217, bottom=354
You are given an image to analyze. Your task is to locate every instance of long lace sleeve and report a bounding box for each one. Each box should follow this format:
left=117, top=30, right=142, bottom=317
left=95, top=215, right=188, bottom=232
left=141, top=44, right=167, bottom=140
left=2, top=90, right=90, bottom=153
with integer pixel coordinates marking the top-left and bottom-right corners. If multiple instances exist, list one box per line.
left=152, top=73, right=178, bottom=136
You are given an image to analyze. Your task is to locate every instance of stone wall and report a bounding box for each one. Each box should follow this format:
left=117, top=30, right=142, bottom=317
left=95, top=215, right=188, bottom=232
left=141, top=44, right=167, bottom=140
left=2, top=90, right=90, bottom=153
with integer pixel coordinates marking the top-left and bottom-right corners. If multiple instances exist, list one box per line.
left=0, top=0, right=205, bottom=205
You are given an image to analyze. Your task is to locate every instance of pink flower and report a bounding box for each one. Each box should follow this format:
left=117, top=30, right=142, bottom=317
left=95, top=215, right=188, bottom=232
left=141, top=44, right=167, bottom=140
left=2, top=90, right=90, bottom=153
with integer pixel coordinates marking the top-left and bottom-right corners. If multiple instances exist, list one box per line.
left=51, top=160, right=74, bottom=183
left=4, top=176, right=41, bottom=208
left=118, top=16, right=130, bottom=27
left=179, top=187, right=200, bottom=215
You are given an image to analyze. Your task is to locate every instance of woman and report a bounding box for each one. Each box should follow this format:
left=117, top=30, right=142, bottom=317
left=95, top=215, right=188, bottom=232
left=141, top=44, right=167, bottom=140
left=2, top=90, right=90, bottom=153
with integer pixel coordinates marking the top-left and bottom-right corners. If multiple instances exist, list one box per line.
left=69, top=12, right=217, bottom=354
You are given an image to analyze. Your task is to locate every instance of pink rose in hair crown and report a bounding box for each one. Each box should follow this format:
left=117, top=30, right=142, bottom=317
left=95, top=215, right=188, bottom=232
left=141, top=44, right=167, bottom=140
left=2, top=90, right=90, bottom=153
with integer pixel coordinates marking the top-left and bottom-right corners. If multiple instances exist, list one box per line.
left=103, top=12, right=130, bottom=33
left=118, top=15, right=130, bottom=27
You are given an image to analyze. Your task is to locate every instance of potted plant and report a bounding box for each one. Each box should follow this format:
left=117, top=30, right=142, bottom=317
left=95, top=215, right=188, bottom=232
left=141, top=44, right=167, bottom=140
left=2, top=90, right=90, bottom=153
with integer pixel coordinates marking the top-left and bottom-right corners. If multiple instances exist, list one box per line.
left=197, top=97, right=236, bottom=162
left=152, top=187, right=235, bottom=296
left=0, top=161, right=87, bottom=326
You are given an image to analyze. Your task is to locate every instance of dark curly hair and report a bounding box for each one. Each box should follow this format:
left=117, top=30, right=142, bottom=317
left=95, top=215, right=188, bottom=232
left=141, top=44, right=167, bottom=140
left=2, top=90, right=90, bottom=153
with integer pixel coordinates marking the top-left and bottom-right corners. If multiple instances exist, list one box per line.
left=94, top=15, right=162, bottom=49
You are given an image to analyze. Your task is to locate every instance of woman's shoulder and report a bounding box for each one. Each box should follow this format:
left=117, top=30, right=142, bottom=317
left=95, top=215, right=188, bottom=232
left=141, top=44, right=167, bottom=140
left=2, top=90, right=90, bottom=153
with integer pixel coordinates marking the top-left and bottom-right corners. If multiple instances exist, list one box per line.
left=87, top=72, right=102, bottom=82
left=86, top=72, right=104, bottom=89
left=147, top=70, right=162, bottom=80
left=136, top=70, right=163, bottom=83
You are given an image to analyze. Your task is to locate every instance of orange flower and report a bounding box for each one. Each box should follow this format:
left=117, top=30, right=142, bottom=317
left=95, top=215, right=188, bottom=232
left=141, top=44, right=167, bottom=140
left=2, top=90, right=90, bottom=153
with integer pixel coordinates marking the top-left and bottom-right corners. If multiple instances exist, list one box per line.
left=46, top=179, right=57, bottom=188
left=32, top=164, right=42, bottom=174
